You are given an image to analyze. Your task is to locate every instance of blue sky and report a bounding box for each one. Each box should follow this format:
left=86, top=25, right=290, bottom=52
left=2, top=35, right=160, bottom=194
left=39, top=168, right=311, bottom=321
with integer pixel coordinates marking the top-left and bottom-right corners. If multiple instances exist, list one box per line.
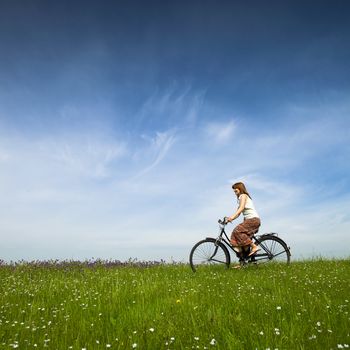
left=0, top=0, right=349, bottom=262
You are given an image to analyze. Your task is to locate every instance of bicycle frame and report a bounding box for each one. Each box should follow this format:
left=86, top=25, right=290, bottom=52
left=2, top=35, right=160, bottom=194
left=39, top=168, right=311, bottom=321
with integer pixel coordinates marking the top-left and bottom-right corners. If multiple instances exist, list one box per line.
left=190, top=219, right=291, bottom=271
left=209, top=221, right=280, bottom=263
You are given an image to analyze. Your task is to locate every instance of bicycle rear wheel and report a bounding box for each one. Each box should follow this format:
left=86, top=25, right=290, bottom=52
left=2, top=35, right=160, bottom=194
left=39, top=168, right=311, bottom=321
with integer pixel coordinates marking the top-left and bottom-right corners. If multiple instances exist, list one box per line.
left=253, top=235, right=291, bottom=264
left=189, top=238, right=230, bottom=272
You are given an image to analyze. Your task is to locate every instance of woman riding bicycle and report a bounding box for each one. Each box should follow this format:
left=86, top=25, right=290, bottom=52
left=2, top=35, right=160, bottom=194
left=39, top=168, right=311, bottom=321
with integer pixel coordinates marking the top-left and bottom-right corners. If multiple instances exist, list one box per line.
left=189, top=182, right=290, bottom=271
left=225, top=182, right=261, bottom=260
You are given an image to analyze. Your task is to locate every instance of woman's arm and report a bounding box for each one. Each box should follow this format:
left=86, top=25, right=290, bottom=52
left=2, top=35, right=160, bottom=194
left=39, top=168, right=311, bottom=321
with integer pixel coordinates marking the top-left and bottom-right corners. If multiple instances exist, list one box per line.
left=226, top=194, right=247, bottom=222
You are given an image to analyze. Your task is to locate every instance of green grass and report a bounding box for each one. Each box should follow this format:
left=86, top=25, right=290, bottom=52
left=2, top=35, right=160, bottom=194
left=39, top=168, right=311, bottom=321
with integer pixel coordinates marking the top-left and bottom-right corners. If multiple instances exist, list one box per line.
left=0, top=259, right=349, bottom=349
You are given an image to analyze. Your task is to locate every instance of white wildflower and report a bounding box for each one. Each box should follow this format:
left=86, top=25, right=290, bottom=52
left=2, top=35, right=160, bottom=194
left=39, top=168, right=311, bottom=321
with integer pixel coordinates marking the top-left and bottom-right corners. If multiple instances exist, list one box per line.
left=210, top=338, right=216, bottom=345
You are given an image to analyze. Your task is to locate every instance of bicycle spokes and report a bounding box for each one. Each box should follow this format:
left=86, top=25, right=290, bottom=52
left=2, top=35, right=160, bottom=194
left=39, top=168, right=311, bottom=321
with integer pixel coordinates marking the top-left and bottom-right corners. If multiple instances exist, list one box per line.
left=254, top=236, right=290, bottom=264
left=189, top=239, right=230, bottom=271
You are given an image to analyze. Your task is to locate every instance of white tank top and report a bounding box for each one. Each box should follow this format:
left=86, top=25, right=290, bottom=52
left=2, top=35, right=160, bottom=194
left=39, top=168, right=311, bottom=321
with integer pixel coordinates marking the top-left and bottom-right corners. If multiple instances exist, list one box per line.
left=239, top=194, right=259, bottom=219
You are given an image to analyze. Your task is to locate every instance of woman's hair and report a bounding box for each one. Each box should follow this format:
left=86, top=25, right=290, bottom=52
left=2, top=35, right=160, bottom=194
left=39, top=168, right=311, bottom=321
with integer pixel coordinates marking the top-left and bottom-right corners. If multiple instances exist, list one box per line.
left=232, top=182, right=252, bottom=199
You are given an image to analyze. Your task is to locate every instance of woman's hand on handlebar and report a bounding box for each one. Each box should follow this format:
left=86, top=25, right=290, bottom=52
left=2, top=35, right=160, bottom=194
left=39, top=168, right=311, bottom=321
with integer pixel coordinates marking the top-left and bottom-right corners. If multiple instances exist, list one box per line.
left=218, top=217, right=231, bottom=225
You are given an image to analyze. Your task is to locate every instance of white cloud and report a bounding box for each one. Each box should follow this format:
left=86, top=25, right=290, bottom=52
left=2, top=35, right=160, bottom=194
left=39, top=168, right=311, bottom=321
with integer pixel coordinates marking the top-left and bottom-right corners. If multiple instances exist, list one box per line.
left=49, top=136, right=127, bottom=179
left=0, top=97, right=349, bottom=262
left=136, top=85, right=206, bottom=129
left=133, top=130, right=176, bottom=178
left=204, top=119, right=236, bottom=144
left=0, top=129, right=130, bottom=219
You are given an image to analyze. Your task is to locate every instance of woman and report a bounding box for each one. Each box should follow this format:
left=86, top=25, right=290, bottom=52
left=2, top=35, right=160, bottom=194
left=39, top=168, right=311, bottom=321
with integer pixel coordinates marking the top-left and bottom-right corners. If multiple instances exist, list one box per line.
left=225, top=182, right=261, bottom=261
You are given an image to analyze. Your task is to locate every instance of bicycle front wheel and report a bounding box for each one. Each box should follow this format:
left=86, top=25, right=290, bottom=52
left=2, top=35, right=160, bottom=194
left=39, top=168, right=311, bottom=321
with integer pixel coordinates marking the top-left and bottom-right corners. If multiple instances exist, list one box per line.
left=189, top=238, right=230, bottom=272
left=254, top=235, right=291, bottom=264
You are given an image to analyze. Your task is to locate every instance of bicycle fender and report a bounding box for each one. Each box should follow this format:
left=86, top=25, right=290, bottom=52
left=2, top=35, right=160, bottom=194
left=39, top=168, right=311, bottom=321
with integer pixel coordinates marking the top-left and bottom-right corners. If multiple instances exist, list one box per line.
left=258, top=232, right=278, bottom=238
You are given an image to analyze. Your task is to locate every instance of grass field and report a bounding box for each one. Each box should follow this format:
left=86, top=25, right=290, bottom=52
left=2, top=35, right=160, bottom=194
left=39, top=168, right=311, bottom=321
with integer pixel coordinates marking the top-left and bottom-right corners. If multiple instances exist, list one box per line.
left=0, top=259, right=349, bottom=349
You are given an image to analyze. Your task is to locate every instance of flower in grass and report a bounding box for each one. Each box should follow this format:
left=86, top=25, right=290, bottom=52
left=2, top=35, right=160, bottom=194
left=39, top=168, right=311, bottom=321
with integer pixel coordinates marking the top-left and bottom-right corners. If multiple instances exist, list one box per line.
left=276, top=306, right=281, bottom=310
left=194, top=337, right=199, bottom=341
left=259, top=331, right=264, bottom=335
left=106, top=345, right=111, bottom=348
left=176, top=299, right=181, bottom=303
left=338, top=345, right=344, bottom=349
left=149, top=328, right=155, bottom=332
left=210, top=338, right=216, bottom=345
left=132, top=344, right=137, bottom=349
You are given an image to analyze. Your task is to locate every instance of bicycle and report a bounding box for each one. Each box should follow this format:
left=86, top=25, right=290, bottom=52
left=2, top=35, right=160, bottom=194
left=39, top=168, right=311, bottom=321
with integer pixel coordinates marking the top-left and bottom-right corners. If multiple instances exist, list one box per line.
left=189, top=218, right=291, bottom=272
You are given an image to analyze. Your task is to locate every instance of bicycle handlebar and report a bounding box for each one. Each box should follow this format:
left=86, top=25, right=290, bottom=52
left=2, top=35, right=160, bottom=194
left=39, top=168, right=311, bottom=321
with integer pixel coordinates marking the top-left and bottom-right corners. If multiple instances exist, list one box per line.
left=218, top=217, right=228, bottom=225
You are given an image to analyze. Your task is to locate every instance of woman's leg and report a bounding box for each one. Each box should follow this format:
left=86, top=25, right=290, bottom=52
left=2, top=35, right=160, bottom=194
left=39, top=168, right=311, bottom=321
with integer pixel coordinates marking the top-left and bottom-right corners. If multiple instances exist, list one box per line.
left=231, top=218, right=261, bottom=248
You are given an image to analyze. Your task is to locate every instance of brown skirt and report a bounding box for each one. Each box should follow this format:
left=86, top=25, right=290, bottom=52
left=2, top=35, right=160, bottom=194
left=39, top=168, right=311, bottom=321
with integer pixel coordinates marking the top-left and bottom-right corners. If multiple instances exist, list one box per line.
left=230, top=217, right=261, bottom=247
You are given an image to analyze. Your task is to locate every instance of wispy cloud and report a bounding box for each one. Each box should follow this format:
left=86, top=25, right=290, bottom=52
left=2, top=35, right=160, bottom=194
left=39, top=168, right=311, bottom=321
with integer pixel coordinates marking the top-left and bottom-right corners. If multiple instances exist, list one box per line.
left=50, top=136, right=127, bottom=179
left=204, top=119, right=236, bottom=144
left=0, top=128, right=131, bottom=225
left=133, top=130, right=177, bottom=178
left=135, top=85, right=206, bottom=130
left=0, top=94, right=349, bottom=261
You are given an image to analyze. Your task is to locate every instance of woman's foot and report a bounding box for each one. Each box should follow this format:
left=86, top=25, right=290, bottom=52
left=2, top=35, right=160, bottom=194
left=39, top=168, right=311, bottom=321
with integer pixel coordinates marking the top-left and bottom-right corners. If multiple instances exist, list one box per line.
left=248, top=245, right=261, bottom=256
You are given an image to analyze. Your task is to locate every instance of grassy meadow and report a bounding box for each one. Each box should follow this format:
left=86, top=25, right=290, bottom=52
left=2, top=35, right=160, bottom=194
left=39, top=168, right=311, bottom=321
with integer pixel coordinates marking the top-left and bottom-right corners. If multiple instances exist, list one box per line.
left=0, top=259, right=349, bottom=349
